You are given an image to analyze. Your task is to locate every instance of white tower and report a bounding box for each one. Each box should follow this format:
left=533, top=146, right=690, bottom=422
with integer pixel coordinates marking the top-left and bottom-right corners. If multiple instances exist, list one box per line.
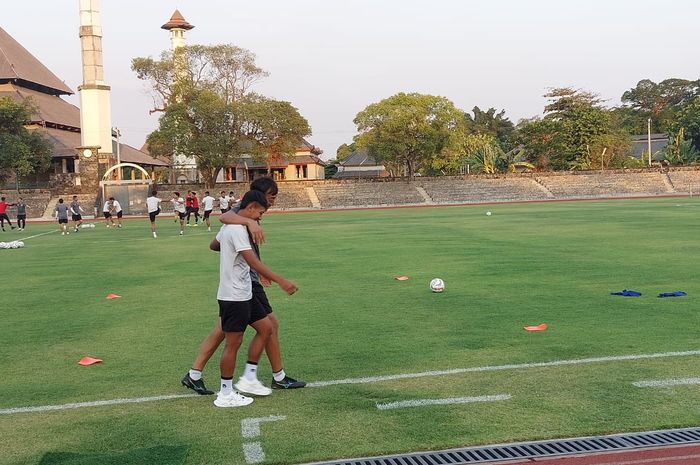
left=161, top=10, right=197, bottom=182
left=78, top=0, right=113, bottom=163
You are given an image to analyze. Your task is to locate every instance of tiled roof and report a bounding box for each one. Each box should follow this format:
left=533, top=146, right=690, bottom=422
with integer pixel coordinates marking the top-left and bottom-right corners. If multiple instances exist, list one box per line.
left=341, top=148, right=382, bottom=167
left=161, top=10, right=195, bottom=30
left=118, top=143, right=170, bottom=166
left=0, top=27, right=73, bottom=95
left=0, top=83, right=81, bottom=129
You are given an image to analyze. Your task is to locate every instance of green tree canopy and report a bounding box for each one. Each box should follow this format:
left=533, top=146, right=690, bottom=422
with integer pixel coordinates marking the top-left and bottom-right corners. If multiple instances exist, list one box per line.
left=0, top=97, right=53, bottom=183
left=353, top=93, right=463, bottom=178
left=133, top=44, right=310, bottom=186
left=464, top=106, right=515, bottom=150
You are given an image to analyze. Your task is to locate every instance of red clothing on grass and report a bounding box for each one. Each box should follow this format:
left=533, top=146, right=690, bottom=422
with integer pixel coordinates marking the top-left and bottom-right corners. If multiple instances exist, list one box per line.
left=192, top=196, right=199, bottom=209
left=185, top=195, right=193, bottom=208
left=0, top=201, right=8, bottom=214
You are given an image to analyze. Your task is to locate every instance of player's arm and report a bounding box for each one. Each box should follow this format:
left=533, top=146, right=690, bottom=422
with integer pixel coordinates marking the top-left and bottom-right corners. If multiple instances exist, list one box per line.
left=210, top=238, right=221, bottom=252
left=240, top=249, right=297, bottom=295
left=219, top=210, right=265, bottom=245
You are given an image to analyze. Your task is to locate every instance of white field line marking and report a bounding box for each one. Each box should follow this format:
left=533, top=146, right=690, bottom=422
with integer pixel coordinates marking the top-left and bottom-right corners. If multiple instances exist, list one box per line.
left=633, top=377, right=700, bottom=388
left=376, top=394, right=511, bottom=410
left=242, top=443, right=265, bottom=464
left=241, top=415, right=287, bottom=439
left=0, top=393, right=197, bottom=414
left=1, top=349, right=698, bottom=415
left=307, top=349, right=700, bottom=387
left=18, top=230, right=57, bottom=241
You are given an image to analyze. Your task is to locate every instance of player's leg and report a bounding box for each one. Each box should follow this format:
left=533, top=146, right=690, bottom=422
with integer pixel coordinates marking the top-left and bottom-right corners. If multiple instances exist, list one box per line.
left=214, top=300, right=253, bottom=407
left=235, top=312, right=273, bottom=396
left=252, top=284, right=306, bottom=389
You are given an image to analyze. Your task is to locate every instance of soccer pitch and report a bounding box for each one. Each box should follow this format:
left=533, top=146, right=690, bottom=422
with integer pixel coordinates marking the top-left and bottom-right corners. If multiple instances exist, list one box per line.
left=1, top=198, right=699, bottom=465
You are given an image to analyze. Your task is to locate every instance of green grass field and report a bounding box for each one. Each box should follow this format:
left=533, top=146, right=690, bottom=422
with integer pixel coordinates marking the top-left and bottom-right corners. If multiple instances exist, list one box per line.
left=1, top=198, right=699, bottom=465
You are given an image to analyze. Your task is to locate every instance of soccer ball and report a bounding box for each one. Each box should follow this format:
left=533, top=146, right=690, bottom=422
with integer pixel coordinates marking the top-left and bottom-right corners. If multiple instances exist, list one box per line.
left=486, top=211, right=492, bottom=216
left=429, top=278, right=445, bottom=293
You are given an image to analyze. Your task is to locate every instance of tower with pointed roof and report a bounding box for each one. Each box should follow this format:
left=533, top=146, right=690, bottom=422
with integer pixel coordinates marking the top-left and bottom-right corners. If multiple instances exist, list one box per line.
left=161, top=9, right=198, bottom=182
left=161, top=9, right=195, bottom=51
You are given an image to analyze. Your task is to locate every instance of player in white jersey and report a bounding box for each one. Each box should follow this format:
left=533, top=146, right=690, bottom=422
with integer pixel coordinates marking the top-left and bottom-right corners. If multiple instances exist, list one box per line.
left=146, top=190, right=162, bottom=238
left=219, top=191, right=229, bottom=214
left=171, top=192, right=186, bottom=236
left=201, top=191, right=216, bottom=231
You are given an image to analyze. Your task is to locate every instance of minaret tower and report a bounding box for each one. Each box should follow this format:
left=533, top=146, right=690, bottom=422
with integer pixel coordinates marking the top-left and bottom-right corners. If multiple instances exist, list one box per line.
left=161, top=10, right=196, bottom=182
left=78, top=0, right=113, bottom=182
left=161, top=9, right=194, bottom=51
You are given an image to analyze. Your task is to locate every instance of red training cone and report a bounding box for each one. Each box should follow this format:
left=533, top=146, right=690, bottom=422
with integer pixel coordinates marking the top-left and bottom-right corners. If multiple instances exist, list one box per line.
left=524, top=323, right=548, bottom=332
left=394, top=276, right=409, bottom=281
left=78, top=357, right=103, bottom=366
left=106, top=294, right=121, bottom=299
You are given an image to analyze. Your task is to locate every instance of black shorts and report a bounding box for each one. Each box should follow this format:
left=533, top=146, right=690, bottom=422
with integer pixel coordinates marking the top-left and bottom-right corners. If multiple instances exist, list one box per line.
left=220, top=208, right=228, bottom=214
left=17, top=214, right=25, bottom=221
left=103, top=212, right=111, bottom=218
left=72, top=214, right=82, bottom=221
left=116, top=211, right=123, bottom=218
left=177, top=211, right=186, bottom=220
left=58, top=218, right=68, bottom=224
left=0, top=213, right=9, bottom=221
left=203, top=209, right=212, bottom=219
left=149, top=208, right=160, bottom=222
left=219, top=299, right=267, bottom=332
left=252, top=282, right=273, bottom=315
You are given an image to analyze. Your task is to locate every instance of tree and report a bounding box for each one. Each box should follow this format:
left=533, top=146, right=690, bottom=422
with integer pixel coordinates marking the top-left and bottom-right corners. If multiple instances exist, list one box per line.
left=238, top=94, right=311, bottom=174
left=132, top=44, right=268, bottom=112
left=464, top=106, right=515, bottom=150
left=0, top=97, right=53, bottom=184
left=353, top=93, right=463, bottom=178
left=133, top=44, right=310, bottom=185
left=620, top=78, right=700, bottom=133
left=515, top=117, right=568, bottom=170
left=336, top=142, right=356, bottom=161
left=146, top=90, right=239, bottom=188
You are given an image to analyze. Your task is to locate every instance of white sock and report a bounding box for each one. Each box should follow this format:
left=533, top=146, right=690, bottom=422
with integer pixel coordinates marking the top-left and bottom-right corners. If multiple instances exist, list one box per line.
left=243, top=362, right=258, bottom=381
left=189, top=369, right=202, bottom=381
left=220, top=377, right=233, bottom=396
left=273, top=370, right=286, bottom=382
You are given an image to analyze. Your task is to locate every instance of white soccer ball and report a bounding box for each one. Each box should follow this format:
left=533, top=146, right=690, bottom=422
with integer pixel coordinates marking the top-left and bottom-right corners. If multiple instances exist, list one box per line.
left=486, top=211, right=492, bottom=216
left=430, top=278, right=445, bottom=293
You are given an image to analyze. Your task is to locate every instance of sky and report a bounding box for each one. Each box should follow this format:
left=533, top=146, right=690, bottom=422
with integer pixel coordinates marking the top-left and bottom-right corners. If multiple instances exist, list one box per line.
left=3, top=0, right=699, bottom=158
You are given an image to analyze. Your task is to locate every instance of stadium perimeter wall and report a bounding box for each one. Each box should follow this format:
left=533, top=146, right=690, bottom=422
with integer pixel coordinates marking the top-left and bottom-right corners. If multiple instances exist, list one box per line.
left=4, top=167, right=700, bottom=218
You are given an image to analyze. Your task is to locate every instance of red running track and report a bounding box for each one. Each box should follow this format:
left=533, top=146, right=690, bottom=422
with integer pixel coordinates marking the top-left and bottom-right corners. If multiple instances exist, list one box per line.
left=489, top=444, right=700, bottom=464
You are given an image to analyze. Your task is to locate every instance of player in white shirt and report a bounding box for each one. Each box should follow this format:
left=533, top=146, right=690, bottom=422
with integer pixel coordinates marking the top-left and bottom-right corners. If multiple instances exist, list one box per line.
left=111, top=198, right=123, bottom=228
left=184, top=190, right=297, bottom=407
left=201, top=191, right=216, bottom=231
left=146, top=190, right=162, bottom=238
left=102, top=199, right=115, bottom=228
left=170, top=192, right=187, bottom=236
left=219, top=191, right=229, bottom=214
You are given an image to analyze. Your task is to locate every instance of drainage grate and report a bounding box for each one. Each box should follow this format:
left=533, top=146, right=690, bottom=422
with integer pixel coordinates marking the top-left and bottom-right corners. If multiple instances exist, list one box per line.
left=298, top=427, right=700, bottom=465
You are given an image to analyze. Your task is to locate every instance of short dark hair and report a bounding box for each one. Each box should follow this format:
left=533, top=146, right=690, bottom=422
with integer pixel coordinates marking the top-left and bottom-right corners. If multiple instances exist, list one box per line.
left=58, top=198, right=64, bottom=203
left=73, top=195, right=78, bottom=199
left=1, top=197, right=4, bottom=201
left=204, top=191, right=209, bottom=195
left=174, top=192, right=180, bottom=197
left=109, top=197, right=115, bottom=201
left=250, top=177, right=278, bottom=195
left=151, top=190, right=157, bottom=196
left=239, top=190, right=269, bottom=210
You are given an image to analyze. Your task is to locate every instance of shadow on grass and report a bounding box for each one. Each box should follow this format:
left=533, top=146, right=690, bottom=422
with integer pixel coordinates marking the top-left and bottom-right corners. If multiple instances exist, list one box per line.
left=39, top=445, right=189, bottom=465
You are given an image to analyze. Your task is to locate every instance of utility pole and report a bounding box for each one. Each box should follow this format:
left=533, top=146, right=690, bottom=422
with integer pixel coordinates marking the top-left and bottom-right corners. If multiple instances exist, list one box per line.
left=647, top=118, right=652, bottom=167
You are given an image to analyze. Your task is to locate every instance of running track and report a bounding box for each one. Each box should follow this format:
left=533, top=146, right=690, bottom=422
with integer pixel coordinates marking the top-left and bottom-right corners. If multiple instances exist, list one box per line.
left=489, top=444, right=700, bottom=464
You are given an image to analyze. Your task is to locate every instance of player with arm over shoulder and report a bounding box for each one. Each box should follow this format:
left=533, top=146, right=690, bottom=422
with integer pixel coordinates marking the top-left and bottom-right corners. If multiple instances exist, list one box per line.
left=182, top=179, right=305, bottom=396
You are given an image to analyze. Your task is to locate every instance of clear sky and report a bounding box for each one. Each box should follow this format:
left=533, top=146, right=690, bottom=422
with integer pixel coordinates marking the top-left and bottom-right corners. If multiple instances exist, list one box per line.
left=3, top=0, right=699, bottom=157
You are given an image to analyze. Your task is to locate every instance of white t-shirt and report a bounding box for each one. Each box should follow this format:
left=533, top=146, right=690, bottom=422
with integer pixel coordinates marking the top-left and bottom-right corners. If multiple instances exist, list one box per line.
left=202, top=195, right=215, bottom=211
left=219, top=195, right=229, bottom=210
left=103, top=201, right=111, bottom=213
left=216, top=225, right=254, bottom=301
left=171, top=197, right=186, bottom=213
left=112, top=200, right=122, bottom=213
left=146, top=196, right=161, bottom=213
